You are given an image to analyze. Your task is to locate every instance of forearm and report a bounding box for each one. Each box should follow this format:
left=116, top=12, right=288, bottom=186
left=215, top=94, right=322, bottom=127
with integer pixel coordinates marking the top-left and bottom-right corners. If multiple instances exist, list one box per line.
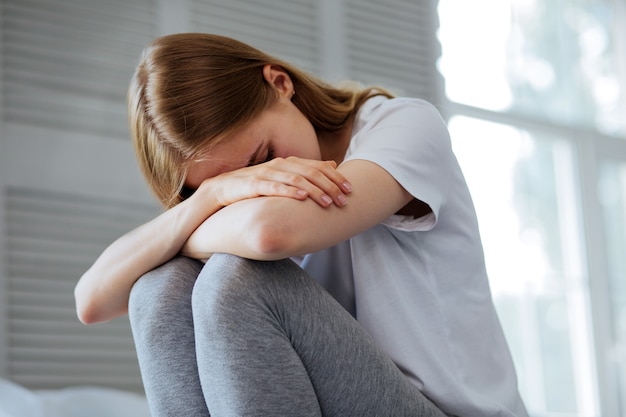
left=182, top=196, right=355, bottom=260
left=182, top=160, right=412, bottom=261
left=75, top=187, right=221, bottom=324
left=181, top=197, right=295, bottom=261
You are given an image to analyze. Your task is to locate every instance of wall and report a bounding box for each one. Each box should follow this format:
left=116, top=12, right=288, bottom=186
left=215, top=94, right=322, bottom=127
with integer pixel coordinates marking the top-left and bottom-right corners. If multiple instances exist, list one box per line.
left=0, top=0, right=442, bottom=392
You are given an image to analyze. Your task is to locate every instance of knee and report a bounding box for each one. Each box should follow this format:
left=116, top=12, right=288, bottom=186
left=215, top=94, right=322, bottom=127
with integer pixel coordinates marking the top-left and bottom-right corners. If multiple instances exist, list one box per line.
left=191, top=254, right=305, bottom=323
left=129, top=256, right=203, bottom=327
left=191, top=254, right=276, bottom=320
left=191, top=254, right=252, bottom=309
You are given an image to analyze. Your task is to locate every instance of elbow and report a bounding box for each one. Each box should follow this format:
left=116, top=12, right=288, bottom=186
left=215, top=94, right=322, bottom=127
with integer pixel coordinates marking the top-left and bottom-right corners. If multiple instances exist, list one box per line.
left=74, top=283, right=97, bottom=325
left=76, top=308, right=98, bottom=326
left=74, top=275, right=111, bottom=325
left=75, top=301, right=95, bottom=325
left=246, top=212, right=296, bottom=260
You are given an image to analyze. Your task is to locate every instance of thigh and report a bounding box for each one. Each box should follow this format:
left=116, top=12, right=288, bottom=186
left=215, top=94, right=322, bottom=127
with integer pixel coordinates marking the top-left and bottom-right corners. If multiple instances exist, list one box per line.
left=129, top=256, right=209, bottom=417
left=192, top=253, right=447, bottom=417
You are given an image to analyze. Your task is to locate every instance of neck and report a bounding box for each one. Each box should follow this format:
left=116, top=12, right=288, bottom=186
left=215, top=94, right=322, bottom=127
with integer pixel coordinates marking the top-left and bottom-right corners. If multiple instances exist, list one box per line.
left=318, top=119, right=354, bottom=165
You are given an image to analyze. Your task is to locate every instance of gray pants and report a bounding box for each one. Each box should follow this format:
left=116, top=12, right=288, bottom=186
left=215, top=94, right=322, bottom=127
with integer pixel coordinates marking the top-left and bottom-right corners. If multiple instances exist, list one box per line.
left=129, top=253, right=447, bottom=417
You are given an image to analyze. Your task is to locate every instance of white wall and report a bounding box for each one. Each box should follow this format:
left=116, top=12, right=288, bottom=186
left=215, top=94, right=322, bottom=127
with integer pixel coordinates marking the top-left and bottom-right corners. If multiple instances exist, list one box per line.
left=0, top=0, right=441, bottom=391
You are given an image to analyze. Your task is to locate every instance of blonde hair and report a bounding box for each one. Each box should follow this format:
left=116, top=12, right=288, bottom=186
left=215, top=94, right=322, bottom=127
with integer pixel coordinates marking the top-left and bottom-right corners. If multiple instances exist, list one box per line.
left=128, top=33, right=393, bottom=208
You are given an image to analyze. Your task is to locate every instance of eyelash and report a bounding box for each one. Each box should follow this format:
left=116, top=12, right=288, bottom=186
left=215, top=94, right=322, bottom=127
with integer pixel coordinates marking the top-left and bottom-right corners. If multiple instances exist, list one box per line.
left=248, top=148, right=275, bottom=167
left=263, top=148, right=275, bottom=163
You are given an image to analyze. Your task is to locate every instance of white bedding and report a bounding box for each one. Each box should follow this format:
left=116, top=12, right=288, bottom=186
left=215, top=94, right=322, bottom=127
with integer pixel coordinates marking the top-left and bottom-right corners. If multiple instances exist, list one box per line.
left=0, top=378, right=150, bottom=417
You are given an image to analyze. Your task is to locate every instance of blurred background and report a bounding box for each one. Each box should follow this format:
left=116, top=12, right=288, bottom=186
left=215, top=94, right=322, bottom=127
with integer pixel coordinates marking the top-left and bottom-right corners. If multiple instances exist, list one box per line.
left=0, top=0, right=624, bottom=416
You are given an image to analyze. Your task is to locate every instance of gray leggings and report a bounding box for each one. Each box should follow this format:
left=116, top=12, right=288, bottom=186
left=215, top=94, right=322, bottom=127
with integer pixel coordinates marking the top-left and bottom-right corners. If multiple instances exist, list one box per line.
left=128, top=253, right=447, bottom=417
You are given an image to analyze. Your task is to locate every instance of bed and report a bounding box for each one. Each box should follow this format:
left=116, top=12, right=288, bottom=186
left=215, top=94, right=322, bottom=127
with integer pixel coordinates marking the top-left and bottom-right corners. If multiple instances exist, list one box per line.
left=0, top=378, right=150, bottom=417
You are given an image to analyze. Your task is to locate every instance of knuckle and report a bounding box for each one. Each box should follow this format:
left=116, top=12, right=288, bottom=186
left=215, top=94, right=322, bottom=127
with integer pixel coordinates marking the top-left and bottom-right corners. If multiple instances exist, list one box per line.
left=327, top=184, right=342, bottom=195
left=303, top=166, right=322, bottom=178
left=286, top=172, right=305, bottom=185
left=316, top=160, right=335, bottom=170
left=249, top=178, right=264, bottom=189
left=256, top=166, right=272, bottom=176
left=267, top=181, right=282, bottom=194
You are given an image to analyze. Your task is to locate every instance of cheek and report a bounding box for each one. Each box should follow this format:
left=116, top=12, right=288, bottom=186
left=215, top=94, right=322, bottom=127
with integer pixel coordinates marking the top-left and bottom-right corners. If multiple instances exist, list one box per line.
left=304, top=133, right=322, bottom=160
left=284, top=126, right=320, bottom=160
left=185, top=160, right=220, bottom=188
left=273, top=104, right=321, bottom=160
left=279, top=138, right=319, bottom=160
left=184, top=166, right=207, bottom=189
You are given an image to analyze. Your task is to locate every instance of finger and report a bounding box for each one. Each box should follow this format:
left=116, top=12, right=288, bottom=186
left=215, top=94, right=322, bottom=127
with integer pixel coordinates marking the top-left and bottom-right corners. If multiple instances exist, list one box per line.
left=316, top=160, right=353, bottom=194
left=260, top=167, right=343, bottom=207
left=233, top=179, right=310, bottom=203
left=236, top=158, right=347, bottom=207
left=251, top=169, right=335, bottom=207
left=257, top=181, right=309, bottom=200
left=213, top=174, right=309, bottom=207
left=293, top=164, right=349, bottom=207
left=288, top=158, right=353, bottom=195
left=267, top=158, right=350, bottom=207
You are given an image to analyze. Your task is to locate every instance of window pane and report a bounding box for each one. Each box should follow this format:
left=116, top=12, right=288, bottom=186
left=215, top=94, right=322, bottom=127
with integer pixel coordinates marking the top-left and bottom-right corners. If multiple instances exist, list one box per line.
left=438, top=0, right=626, bottom=137
left=449, top=116, right=600, bottom=416
left=598, top=160, right=626, bottom=414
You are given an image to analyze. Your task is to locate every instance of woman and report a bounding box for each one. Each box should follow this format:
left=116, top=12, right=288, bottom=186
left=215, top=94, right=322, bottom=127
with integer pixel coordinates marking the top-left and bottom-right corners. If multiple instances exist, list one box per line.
left=74, top=33, right=528, bottom=417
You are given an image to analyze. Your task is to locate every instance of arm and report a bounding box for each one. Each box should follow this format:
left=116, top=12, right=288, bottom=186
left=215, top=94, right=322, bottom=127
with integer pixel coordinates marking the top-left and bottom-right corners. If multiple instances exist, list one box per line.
left=74, top=157, right=351, bottom=324
left=74, top=185, right=220, bottom=324
left=182, top=159, right=413, bottom=260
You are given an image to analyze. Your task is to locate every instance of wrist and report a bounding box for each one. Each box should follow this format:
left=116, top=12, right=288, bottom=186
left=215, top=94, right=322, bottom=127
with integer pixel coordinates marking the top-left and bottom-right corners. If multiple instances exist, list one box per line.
left=193, top=177, right=224, bottom=211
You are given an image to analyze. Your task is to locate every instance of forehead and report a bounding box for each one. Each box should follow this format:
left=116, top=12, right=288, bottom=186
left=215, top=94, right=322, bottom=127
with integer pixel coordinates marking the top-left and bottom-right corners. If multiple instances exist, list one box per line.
left=184, top=135, right=257, bottom=189
left=183, top=107, right=279, bottom=188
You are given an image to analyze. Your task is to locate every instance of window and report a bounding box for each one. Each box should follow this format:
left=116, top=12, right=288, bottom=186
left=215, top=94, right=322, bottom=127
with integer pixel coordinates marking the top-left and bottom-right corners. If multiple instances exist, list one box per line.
left=438, top=1, right=626, bottom=416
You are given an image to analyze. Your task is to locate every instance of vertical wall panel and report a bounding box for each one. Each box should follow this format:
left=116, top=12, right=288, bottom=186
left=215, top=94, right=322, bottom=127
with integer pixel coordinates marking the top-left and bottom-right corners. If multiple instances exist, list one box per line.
left=5, top=187, right=158, bottom=391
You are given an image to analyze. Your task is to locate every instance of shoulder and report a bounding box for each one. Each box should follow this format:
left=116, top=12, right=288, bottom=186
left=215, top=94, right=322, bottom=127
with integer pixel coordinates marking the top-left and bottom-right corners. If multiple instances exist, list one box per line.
left=345, top=96, right=457, bottom=220
left=354, top=96, right=446, bottom=133
left=348, top=96, right=452, bottom=160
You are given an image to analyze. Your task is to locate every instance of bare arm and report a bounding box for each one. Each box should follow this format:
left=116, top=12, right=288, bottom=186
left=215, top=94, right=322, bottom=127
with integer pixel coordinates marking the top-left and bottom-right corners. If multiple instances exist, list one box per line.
left=74, top=157, right=351, bottom=324
left=182, top=159, right=413, bottom=260
left=74, top=186, right=221, bottom=324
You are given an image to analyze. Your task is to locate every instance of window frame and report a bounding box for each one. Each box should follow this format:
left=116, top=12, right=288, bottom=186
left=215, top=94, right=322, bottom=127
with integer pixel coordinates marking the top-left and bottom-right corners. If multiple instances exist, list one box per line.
left=440, top=96, right=626, bottom=416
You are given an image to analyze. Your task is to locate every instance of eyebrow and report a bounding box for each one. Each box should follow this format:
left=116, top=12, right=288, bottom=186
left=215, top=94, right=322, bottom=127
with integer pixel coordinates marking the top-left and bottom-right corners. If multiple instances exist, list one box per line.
left=247, top=142, right=263, bottom=167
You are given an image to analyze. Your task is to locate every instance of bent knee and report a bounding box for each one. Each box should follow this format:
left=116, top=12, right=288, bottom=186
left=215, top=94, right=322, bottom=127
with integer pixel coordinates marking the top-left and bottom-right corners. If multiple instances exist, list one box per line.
left=191, top=254, right=306, bottom=318
left=129, top=256, right=203, bottom=322
left=191, top=254, right=254, bottom=304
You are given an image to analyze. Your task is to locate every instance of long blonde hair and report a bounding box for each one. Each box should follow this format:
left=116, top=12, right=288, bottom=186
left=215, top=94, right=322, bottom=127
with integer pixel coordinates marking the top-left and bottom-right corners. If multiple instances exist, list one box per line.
left=128, top=33, right=393, bottom=208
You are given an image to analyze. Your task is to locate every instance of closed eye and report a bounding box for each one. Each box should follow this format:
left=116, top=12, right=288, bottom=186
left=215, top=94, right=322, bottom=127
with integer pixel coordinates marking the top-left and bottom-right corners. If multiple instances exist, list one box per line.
left=248, top=147, right=275, bottom=167
left=263, top=147, right=275, bottom=163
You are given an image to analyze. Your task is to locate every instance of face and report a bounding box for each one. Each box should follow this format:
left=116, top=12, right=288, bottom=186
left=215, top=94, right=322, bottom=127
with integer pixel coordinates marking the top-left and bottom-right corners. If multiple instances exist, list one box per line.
left=184, top=96, right=321, bottom=189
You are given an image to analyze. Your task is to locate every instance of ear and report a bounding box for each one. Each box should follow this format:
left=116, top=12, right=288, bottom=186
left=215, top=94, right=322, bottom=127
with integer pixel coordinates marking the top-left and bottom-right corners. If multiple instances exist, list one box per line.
left=262, top=64, right=294, bottom=98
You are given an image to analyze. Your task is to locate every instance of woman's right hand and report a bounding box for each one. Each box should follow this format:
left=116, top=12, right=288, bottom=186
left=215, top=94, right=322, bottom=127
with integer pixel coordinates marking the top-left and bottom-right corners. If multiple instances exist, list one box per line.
left=202, top=156, right=353, bottom=209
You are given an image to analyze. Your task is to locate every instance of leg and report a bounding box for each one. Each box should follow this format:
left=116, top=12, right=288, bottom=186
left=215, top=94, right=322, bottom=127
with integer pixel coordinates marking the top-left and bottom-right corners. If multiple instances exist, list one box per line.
left=192, top=253, right=447, bottom=417
left=128, top=256, right=210, bottom=417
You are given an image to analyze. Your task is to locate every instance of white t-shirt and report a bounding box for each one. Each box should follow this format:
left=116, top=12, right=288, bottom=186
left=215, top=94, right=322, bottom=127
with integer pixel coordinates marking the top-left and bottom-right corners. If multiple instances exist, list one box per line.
left=296, top=96, right=528, bottom=417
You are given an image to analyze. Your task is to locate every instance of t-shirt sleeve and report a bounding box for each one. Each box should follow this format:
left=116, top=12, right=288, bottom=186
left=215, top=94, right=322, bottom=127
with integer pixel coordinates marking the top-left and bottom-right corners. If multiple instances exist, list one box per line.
left=343, top=98, right=454, bottom=231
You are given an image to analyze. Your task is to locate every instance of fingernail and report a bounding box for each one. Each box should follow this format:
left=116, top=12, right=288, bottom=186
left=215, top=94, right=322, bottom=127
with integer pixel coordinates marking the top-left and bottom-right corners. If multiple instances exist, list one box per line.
left=321, top=195, right=333, bottom=206
left=337, top=194, right=348, bottom=206
left=343, top=181, right=353, bottom=193
left=296, top=189, right=308, bottom=198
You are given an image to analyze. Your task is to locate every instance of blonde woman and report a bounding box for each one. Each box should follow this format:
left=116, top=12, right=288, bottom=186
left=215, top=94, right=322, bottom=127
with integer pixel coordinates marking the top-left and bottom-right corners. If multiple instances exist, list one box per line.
left=74, top=33, right=528, bottom=417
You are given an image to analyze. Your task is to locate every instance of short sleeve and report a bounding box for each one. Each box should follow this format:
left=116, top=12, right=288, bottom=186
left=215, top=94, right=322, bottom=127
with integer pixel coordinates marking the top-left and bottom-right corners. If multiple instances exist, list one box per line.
left=343, top=97, right=455, bottom=231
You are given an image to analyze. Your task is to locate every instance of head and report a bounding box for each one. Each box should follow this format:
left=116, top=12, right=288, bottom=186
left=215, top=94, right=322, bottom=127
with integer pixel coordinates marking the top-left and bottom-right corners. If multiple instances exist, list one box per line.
left=128, top=33, right=392, bottom=208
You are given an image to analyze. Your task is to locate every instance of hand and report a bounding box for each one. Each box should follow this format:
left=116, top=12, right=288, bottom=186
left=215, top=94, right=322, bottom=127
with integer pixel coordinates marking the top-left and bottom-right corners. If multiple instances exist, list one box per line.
left=202, top=156, right=353, bottom=208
